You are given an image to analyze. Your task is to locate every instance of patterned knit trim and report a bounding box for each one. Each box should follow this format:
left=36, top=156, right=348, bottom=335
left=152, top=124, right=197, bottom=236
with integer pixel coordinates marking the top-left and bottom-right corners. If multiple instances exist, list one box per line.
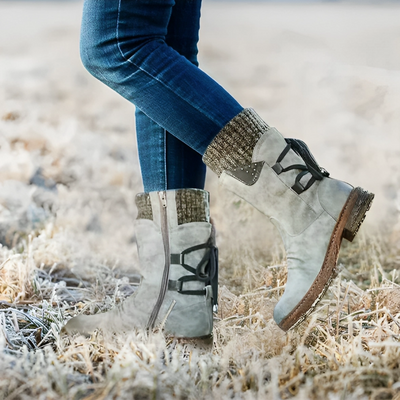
left=176, top=189, right=210, bottom=225
left=202, top=108, right=269, bottom=176
left=135, top=189, right=210, bottom=224
left=135, top=193, right=153, bottom=220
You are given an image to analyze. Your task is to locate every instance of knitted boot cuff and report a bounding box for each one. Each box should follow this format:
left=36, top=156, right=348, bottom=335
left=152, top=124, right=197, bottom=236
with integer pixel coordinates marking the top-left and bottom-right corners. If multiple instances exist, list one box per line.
left=136, top=192, right=153, bottom=220
left=202, top=108, right=270, bottom=176
left=135, top=189, right=210, bottom=225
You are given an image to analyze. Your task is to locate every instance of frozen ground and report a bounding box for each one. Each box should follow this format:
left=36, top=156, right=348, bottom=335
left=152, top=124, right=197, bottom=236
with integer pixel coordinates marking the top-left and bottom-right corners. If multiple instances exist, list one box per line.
left=0, top=2, right=400, bottom=399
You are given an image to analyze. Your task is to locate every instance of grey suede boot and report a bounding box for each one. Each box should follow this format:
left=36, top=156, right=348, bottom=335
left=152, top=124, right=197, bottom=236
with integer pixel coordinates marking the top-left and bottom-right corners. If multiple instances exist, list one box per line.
left=203, top=108, right=374, bottom=331
left=64, top=189, right=218, bottom=338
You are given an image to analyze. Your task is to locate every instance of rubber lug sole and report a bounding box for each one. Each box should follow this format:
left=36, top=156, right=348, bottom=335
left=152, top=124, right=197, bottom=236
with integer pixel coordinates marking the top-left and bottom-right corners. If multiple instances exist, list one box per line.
left=278, top=187, right=374, bottom=332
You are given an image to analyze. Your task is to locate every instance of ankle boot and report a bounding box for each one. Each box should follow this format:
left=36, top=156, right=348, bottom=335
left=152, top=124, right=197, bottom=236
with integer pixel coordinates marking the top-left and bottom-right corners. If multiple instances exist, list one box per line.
left=203, top=109, right=373, bottom=331
left=64, top=189, right=218, bottom=338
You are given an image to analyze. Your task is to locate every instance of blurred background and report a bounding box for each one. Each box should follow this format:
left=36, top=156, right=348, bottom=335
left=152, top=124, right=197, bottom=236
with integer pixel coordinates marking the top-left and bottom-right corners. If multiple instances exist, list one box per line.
left=1, top=2, right=400, bottom=397
left=0, top=0, right=399, bottom=273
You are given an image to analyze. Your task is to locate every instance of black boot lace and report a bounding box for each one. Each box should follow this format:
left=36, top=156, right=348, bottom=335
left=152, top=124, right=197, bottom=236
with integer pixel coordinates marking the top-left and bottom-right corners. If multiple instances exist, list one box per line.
left=168, top=236, right=218, bottom=310
left=272, top=139, right=330, bottom=194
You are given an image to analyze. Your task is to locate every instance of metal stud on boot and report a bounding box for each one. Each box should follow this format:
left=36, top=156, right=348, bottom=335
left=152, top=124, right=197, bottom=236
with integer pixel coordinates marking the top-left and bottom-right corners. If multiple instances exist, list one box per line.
left=203, top=108, right=374, bottom=331
left=63, top=189, right=218, bottom=338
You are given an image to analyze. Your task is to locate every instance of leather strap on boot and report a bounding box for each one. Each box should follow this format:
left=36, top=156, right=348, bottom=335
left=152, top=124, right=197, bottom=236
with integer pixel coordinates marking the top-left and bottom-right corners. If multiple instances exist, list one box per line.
left=168, top=236, right=219, bottom=311
left=272, top=139, right=330, bottom=194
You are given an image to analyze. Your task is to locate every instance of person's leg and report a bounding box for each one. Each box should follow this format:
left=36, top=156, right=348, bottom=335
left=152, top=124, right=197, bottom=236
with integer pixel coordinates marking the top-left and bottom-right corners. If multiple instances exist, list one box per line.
left=73, top=0, right=374, bottom=334
left=136, top=0, right=206, bottom=192
left=136, top=110, right=206, bottom=192
left=65, top=0, right=219, bottom=338
left=80, top=0, right=243, bottom=155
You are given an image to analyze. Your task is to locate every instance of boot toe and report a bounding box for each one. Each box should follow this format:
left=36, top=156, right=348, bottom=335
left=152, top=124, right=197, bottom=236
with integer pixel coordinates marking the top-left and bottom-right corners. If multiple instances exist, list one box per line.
left=63, top=313, right=118, bottom=335
left=63, top=314, right=97, bottom=335
left=273, top=301, right=290, bottom=326
left=273, top=285, right=311, bottom=327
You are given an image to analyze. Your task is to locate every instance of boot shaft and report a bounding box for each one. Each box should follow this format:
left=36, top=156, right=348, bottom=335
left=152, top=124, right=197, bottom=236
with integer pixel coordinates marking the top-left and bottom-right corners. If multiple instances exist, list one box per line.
left=204, top=109, right=353, bottom=235
left=135, top=189, right=216, bottom=337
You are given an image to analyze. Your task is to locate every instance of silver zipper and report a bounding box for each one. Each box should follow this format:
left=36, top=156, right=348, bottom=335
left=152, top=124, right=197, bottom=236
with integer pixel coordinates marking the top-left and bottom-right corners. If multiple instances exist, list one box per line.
left=147, top=191, right=171, bottom=330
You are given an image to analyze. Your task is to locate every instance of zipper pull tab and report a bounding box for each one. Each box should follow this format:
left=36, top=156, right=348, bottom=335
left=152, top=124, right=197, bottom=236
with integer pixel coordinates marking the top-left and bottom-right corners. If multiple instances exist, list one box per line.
left=159, top=191, right=167, bottom=208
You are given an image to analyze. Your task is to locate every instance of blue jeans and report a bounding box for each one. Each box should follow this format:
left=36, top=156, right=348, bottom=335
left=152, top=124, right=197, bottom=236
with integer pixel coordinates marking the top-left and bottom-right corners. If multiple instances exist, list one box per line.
left=81, top=0, right=243, bottom=192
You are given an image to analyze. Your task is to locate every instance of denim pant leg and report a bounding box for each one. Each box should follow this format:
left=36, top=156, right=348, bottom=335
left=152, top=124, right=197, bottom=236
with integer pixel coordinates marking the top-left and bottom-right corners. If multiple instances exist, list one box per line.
left=136, top=109, right=206, bottom=191
left=80, top=0, right=243, bottom=156
left=135, top=0, right=206, bottom=192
